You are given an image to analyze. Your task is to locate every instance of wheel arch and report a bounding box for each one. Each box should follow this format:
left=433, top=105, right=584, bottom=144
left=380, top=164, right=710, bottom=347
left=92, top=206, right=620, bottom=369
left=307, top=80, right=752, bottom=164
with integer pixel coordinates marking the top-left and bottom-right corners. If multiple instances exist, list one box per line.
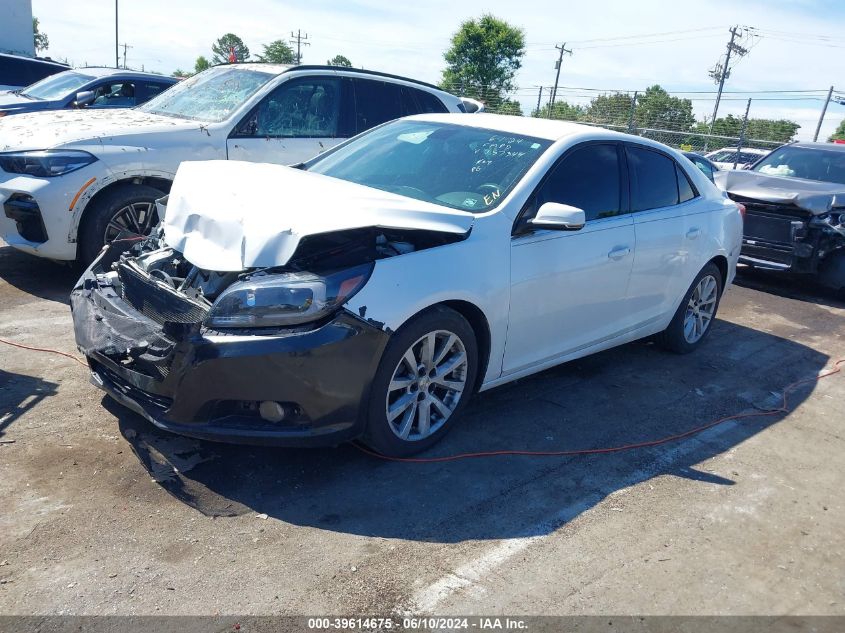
left=708, top=254, right=729, bottom=289
left=72, top=175, right=173, bottom=243
left=416, top=299, right=492, bottom=395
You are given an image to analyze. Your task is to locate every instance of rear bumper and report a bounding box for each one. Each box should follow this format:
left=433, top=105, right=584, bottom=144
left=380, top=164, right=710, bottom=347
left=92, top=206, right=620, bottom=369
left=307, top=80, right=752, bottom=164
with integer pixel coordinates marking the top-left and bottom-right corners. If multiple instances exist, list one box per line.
left=70, top=272, right=389, bottom=446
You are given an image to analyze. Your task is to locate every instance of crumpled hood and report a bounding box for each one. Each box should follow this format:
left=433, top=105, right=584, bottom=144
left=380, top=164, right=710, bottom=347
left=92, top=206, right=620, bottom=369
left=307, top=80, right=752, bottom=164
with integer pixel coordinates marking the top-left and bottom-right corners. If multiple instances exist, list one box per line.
left=162, top=160, right=475, bottom=272
left=715, top=169, right=845, bottom=215
left=0, top=108, right=200, bottom=151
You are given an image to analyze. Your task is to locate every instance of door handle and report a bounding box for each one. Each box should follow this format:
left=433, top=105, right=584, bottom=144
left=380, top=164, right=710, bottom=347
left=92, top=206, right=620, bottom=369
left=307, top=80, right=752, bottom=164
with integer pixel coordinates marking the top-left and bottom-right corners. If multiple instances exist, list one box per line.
left=686, top=228, right=701, bottom=240
left=608, top=246, right=631, bottom=260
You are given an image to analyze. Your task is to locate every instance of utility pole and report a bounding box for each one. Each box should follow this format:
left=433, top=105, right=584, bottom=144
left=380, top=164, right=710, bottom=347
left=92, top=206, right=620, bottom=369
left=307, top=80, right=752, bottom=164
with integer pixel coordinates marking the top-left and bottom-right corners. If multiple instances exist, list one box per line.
left=708, top=26, right=749, bottom=135
left=535, top=86, right=543, bottom=116
left=548, top=42, right=572, bottom=118
left=627, top=91, right=638, bottom=134
left=114, top=0, right=119, bottom=69
left=290, top=30, right=310, bottom=65
left=813, top=85, right=834, bottom=142
left=733, top=98, right=752, bottom=170
left=121, top=43, right=133, bottom=69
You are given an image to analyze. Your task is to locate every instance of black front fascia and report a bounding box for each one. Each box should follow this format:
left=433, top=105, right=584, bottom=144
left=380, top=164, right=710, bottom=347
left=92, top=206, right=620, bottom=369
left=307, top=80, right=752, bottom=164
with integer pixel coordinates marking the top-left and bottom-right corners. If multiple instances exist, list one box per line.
left=70, top=267, right=390, bottom=446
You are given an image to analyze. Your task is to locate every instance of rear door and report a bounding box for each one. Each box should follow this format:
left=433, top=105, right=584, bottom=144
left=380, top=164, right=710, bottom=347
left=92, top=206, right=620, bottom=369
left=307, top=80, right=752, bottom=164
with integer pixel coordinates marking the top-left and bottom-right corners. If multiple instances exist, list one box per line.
left=504, top=142, right=636, bottom=373
left=625, top=144, right=709, bottom=326
left=227, top=76, right=352, bottom=165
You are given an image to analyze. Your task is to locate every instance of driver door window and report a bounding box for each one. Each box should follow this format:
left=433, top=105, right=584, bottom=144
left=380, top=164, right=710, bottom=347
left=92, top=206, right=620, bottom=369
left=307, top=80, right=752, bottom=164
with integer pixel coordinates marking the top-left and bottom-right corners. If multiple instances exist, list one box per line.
left=238, top=78, right=341, bottom=138
left=228, top=77, right=348, bottom=165
left=90, top=81, right=136, bottom=107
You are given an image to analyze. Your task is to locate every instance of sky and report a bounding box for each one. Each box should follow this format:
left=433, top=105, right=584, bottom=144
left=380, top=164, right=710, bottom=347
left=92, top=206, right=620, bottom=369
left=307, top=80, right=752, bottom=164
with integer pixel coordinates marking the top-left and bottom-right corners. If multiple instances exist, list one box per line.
left=29, top=0, right=845, bottom=140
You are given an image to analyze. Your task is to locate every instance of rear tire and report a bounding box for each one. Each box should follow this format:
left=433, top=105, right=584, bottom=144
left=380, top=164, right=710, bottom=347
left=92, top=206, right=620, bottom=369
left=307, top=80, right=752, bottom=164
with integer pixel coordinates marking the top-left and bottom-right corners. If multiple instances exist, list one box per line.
left=656, top=262, right=723, bottom=354
left=78, top=183, right=164, bottom=265
left=363, top=306, right=478, bottom=457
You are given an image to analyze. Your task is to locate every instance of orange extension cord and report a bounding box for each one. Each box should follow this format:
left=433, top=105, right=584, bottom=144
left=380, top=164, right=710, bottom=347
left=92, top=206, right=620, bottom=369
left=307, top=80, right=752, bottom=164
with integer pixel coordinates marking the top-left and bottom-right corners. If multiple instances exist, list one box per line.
left=1, top=335, right=842, bottom=463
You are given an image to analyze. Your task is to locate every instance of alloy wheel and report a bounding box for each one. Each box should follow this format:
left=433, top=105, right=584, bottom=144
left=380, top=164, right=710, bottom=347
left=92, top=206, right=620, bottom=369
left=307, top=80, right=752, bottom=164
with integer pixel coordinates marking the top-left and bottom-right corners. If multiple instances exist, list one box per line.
left=103, top=201, right=158, bottom=243
left=683, top=274, right=718, bottom=343
left=385, top=330, right=468, bottom=441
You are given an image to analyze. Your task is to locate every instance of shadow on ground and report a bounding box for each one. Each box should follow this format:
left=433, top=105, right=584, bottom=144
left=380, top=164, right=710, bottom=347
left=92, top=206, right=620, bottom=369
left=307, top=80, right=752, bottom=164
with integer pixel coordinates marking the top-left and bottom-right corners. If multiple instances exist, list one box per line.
left=0, top=245, right=79, bottom=305
left=0, top=369, right=59, bottom=439
left=734, top=266, right=845, bottom=310
left=109, top=318, right=829, bottom=543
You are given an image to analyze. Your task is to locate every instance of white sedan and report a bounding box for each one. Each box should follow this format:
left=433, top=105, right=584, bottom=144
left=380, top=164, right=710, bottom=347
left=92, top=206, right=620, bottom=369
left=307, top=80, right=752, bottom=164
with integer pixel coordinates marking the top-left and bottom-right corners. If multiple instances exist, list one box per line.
left=71, top=114, right=743, bottom=456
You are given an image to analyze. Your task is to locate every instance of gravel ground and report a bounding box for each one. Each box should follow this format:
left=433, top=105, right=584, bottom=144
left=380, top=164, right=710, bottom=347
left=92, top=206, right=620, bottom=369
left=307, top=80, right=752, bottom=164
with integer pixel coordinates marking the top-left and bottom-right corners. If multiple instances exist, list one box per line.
left=0, top=240, right=843, bottom=616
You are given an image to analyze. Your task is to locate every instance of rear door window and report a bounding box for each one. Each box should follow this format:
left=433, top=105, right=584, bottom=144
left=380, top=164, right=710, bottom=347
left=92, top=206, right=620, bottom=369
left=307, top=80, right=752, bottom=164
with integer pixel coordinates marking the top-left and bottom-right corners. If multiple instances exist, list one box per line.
left=352, top=78, right=404, bottom=133
left=627, top=145, right=680, bottom=211
left=137, top=81, right=170, bottom=104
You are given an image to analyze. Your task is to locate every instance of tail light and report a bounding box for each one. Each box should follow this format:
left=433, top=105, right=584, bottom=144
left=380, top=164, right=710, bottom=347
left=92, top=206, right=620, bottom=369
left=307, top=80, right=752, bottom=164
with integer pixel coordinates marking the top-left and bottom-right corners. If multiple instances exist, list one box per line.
left=736, top=202, right=746, bottom=220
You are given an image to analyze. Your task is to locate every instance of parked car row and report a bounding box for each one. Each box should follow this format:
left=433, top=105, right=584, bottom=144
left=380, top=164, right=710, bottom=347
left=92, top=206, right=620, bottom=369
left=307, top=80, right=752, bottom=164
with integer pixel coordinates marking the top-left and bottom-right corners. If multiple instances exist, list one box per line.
left=1, top=64, right=466, bottom=263
left=4, top=59, right=837, bottom=457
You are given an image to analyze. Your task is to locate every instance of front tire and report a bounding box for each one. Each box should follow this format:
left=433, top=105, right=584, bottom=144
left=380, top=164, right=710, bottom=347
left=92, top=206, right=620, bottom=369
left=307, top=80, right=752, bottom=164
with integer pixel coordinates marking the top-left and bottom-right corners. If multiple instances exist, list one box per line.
left=78, top=183, right=164, bottom=265
left=363, top=307, right=478, bottom=457
left=656, top=262, right=723, bottom=354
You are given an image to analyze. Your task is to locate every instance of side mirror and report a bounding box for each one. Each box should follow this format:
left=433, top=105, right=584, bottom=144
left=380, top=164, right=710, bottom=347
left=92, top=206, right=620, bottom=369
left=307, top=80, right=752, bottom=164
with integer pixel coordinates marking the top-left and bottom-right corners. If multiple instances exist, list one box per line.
left=528, top=202, right=586, bottom=231
left=74, top=90, right=95, bottom=108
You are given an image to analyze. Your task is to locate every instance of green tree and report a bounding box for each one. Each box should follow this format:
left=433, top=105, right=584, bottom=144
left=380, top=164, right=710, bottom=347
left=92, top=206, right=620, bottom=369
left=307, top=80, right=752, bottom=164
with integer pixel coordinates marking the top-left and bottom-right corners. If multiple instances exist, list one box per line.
left=259, top=40, right=295, bottom=64
left=172, top=69, right=191, bottom=78
left=634, top=85, right=695, bottom=132
left=694, top=116, right=800, bottom=143
left=829, top=119, right=845, bottom=142
left=490, top=98, right=523, bottom=116
left=33, top=17, right=49, bottom=53
left=194, top=55, right=211, bottom=73
left=211, top=34, right=250, bottom=65
left=440, top=14, right=525, bottom=108
left=327, top=54, right=352, bottom=67
left=585, top=92, right=633, bottom=126
left=534, top=100, right=584, bottom=121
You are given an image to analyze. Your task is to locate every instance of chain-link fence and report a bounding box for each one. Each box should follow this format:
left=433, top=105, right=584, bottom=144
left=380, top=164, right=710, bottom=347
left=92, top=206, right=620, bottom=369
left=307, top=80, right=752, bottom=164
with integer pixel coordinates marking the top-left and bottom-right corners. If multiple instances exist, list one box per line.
left=440, top=82, right=832, bottom=158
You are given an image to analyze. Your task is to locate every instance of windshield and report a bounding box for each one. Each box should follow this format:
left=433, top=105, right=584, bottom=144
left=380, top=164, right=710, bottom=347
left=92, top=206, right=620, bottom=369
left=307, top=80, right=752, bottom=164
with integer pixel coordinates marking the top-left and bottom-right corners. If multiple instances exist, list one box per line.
left=306, top=120, right=552, bottom=212
left=21, top=71, right=94, bottom=100
left=753, top=146, right=845, bottom=185
left=138, top=66, right=275, bottom=122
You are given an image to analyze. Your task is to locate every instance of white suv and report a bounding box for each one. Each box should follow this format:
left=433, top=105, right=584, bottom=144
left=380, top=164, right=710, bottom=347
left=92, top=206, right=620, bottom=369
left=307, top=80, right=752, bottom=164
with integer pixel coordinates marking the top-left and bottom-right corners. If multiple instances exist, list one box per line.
left=0, top=64, right=465, bottom=263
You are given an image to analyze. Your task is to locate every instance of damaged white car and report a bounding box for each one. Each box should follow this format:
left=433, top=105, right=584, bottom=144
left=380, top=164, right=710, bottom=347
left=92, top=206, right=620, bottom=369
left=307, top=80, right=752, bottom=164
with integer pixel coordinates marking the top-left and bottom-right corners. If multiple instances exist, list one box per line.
left=71, top=114, right=743, bottom=456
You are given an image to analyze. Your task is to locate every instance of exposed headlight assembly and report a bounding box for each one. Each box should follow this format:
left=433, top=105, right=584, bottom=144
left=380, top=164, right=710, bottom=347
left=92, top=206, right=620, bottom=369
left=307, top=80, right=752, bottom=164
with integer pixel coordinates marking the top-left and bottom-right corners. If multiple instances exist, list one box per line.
left=0, top=150, right=98, bottom=177
left=205, top=263, right=373, bottom=328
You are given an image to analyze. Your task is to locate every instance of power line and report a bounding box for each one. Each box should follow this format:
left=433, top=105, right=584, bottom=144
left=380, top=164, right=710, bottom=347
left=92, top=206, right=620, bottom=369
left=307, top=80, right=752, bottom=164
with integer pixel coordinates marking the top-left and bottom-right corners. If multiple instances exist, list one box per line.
left=708, top=26, right=752, bottom=135
left=548, top=42, right=572, bottom=117
left=290, top=30, right=310, bottom=65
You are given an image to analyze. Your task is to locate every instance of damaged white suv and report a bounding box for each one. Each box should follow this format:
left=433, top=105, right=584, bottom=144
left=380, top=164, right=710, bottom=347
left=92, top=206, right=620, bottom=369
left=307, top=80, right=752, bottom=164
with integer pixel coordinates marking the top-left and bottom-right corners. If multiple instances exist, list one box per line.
left=71, top=114, right=743, bottom=456
left=0, top=64, right=464, bottom=263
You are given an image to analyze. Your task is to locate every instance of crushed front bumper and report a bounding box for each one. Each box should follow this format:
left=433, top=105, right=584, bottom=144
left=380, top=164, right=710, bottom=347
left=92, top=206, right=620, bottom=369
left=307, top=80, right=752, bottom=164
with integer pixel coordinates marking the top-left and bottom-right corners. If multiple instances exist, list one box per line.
left=70, top=265, right=389, bottom=446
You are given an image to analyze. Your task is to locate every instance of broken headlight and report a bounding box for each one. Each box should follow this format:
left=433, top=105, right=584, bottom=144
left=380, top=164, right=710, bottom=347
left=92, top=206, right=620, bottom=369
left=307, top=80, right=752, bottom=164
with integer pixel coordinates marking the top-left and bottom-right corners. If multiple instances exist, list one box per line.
left=205, top=263, right=373, bottom=328
left=0, top=150, right=97, bottom=177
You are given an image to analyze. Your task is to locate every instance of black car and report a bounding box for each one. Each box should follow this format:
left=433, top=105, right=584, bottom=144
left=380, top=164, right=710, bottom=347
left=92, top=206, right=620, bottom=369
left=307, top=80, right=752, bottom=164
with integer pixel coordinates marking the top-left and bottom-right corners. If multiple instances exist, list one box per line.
left=0, top=68, right=177, bottom=117
left=683, top=151, right=719, bottom=182
left=715, top=142, right=845, bottom=292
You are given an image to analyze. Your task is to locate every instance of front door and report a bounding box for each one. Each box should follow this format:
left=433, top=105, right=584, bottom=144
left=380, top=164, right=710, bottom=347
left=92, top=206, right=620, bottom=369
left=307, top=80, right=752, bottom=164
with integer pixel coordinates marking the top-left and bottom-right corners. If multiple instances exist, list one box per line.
left=504, top=143, right=636, bottom=374
left=227, top=77, right=348, bottom=165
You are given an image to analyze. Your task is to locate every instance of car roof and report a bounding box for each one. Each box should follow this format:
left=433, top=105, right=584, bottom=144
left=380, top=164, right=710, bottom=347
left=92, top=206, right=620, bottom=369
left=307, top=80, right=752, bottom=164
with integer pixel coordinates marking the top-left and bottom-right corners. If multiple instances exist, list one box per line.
left=68, top=67, right=177, bottom=82
left=788, top=141, right=845, bottom=152
left=220, top=63, right=452, bottom=95
left=404, top=113, right=638, bottom=142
